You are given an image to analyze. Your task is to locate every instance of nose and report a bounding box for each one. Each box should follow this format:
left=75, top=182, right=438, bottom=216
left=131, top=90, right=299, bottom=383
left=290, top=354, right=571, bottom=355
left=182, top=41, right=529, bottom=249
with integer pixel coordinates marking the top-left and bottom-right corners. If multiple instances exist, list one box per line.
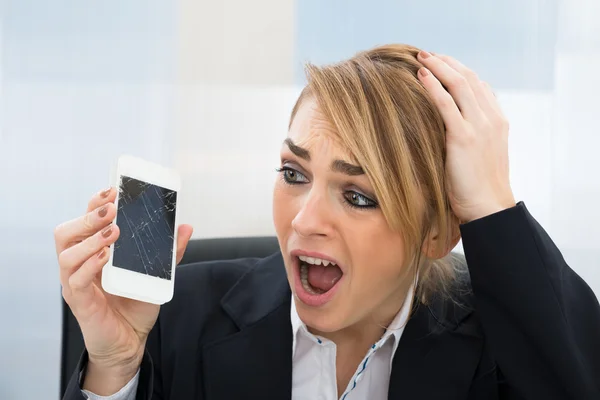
left=291, top=186, right=335, bottom=239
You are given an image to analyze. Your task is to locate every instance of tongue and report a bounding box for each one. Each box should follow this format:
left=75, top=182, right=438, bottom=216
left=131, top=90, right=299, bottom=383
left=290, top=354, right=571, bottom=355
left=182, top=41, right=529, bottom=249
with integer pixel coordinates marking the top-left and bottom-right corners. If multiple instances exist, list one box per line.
left=307, top=264, right=343, bottom=292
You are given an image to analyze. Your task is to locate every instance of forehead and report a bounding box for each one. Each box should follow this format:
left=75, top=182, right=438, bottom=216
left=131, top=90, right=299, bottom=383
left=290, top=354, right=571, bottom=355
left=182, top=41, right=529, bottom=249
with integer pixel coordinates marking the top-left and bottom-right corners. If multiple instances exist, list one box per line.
left=287, top=98, right=348, bottom=156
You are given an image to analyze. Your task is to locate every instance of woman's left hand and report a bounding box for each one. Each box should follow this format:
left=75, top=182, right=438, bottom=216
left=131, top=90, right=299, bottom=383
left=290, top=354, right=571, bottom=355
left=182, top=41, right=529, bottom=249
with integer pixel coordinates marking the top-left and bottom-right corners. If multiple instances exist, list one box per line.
left=416, top=50, right=516, bottom=223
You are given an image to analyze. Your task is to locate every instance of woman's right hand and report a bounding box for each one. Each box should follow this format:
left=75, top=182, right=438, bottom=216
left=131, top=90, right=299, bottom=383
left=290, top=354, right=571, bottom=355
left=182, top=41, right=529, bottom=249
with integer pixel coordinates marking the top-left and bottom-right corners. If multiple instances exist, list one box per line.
left=55, top=187, right=193, bottom=395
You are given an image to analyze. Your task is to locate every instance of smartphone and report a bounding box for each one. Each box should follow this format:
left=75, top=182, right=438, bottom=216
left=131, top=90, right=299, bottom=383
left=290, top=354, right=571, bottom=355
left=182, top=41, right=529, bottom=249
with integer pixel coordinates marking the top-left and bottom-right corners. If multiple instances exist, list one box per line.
left=102, top=155, right=181, bottom=305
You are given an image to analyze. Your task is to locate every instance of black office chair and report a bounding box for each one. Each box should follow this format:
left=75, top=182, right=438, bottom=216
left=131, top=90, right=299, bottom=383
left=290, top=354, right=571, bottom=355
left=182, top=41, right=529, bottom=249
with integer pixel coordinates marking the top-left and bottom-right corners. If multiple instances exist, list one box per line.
left=59, top=236, right=280, bottom=398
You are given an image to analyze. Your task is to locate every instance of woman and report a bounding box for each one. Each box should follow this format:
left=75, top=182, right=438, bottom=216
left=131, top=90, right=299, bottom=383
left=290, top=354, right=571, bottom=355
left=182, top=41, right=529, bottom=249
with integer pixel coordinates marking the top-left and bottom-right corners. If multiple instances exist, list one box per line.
left=56, top=44, right=600, bottom=399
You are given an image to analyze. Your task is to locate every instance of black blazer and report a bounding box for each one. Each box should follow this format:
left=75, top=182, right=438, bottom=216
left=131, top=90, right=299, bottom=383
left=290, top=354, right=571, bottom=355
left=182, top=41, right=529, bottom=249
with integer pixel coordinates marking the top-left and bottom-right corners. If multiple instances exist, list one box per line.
left=63, top=203, right=600, bottom=399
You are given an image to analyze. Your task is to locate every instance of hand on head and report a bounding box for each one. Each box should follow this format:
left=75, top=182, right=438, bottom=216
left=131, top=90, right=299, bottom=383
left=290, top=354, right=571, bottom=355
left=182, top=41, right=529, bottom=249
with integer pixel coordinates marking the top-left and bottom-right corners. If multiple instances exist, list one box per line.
left=416, top=51, right=516, bottom=223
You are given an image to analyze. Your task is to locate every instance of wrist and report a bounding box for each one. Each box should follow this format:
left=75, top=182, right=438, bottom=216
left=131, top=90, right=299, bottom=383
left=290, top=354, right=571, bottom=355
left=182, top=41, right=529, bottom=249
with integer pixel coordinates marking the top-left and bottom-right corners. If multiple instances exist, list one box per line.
left=83, top=350, right=144, bottom=395
left=462, top=199, right=517, bottom=223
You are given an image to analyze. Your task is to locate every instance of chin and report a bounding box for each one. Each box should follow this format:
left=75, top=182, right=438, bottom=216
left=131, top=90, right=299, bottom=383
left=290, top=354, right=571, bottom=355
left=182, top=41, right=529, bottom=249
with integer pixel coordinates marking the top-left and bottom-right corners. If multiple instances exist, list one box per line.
left=294, top=298, right=347, bottom=333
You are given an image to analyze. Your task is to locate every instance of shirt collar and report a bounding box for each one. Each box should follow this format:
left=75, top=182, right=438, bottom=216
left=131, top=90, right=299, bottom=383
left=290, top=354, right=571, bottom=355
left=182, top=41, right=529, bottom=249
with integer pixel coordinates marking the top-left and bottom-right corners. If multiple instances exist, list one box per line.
left=290, top=280, right=416, bottom=359
left=383, top=280, right=416, bottom=357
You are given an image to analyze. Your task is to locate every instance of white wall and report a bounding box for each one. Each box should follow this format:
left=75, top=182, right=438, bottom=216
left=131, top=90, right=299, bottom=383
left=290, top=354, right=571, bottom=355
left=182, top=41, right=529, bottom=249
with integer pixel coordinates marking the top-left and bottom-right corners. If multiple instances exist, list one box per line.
left=173, top=85, right=299, bottom=238
left=0, top=2, right=177, bottom=398
left=176, top=0, right=294, bottom=86
left=173, top=0, right=295, bottom=237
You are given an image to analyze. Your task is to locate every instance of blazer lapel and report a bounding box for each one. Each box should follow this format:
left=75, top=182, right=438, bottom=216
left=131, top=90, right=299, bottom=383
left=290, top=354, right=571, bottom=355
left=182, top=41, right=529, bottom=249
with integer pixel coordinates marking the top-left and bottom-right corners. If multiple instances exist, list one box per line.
left=388, top=297, right=484, bottom=400
left=202, top=253, right=293, bottom=400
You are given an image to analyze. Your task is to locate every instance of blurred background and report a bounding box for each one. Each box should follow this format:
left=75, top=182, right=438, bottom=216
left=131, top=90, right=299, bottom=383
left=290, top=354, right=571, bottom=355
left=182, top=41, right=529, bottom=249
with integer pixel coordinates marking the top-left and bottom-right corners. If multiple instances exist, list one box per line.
left=0, top=0, right=599, bottom=398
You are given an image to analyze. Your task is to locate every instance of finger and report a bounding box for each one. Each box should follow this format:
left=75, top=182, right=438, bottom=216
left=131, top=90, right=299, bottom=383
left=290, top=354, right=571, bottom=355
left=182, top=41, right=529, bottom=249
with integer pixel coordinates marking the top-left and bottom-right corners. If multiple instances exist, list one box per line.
left=417, top=67, right=464, bottom=132
left=87, top=187, right=117, bottom=213
left=64, top=246, right=109, bottom=311
left=54, top=202, right=117, bottom=254
left=176, top=224, right=194, bottom=265
left=58, top=223, right=120, bottom=288
left=480, top=81, right=504, bottom=117
left=433, top=54, right=499, bottom=117
left=417, top=51, right=481, bottom=121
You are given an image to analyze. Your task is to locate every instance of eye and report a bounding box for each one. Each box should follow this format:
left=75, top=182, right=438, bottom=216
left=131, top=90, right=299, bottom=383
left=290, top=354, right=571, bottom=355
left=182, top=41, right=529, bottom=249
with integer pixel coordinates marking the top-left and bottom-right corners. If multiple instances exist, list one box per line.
left=276, top=166, right=308, bottom=185
left=344, top=191, right=377, bottom=209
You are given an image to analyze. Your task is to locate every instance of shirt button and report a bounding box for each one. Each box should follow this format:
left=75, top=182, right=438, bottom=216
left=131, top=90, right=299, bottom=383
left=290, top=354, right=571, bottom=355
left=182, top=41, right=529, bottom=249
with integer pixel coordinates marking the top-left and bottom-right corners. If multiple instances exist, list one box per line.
left=357, top=374, right=363, bottom=382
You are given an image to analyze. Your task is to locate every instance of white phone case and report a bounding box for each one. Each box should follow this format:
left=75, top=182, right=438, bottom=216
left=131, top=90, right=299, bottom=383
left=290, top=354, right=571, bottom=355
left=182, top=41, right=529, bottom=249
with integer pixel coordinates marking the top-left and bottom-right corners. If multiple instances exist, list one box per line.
left=102, top=155, right=181, bottom=305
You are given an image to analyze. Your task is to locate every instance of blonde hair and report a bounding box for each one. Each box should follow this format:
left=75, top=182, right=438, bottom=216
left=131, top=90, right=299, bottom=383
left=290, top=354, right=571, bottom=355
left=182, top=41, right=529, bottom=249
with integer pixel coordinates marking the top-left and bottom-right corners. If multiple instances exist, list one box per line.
left=290, top=44, right=465, bottom=304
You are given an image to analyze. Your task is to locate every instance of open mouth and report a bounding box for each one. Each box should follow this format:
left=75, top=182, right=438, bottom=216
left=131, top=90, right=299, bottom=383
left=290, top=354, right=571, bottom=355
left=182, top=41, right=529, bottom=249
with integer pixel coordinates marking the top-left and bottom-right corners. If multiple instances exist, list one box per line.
left=292, top=252, right=344, bottom=307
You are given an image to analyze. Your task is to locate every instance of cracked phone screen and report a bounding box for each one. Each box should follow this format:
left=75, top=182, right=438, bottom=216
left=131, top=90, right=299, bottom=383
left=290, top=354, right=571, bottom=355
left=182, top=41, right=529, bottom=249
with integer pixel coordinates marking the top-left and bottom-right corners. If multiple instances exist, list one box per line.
left=112, top=175, right=177, bottom=280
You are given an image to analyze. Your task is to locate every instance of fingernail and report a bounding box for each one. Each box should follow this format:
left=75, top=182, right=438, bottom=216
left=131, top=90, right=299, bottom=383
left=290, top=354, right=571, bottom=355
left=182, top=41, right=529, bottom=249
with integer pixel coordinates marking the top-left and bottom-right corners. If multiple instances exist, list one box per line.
left=418, top=50, right=431, bottom=59
left=100, top=187, right=112, bottom=198
left=97, top=248, right=106, bottom=259
left=101, top=225, right=113, bottom=238
left=97, top=205, right=108, bottom=218
left=418, top=67, right=430, bottom=77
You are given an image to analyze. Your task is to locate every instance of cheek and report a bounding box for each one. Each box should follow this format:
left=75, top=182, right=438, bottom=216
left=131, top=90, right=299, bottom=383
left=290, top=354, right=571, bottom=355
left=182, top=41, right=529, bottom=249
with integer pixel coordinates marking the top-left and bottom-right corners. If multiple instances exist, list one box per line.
left=347, top=223, right=406, bottom=284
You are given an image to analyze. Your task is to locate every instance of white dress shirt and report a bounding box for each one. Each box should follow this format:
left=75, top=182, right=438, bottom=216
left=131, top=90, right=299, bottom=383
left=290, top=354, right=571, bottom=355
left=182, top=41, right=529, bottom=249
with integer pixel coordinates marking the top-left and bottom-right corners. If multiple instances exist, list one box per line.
left=290, top=284, right=414, bottom=400
left=83, top=286, right=414, bottom=400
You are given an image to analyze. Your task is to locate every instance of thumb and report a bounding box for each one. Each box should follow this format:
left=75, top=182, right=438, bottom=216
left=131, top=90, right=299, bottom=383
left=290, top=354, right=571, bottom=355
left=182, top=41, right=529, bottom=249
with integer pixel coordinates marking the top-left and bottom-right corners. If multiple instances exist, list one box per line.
left=175, top=224, right=194, bottom=265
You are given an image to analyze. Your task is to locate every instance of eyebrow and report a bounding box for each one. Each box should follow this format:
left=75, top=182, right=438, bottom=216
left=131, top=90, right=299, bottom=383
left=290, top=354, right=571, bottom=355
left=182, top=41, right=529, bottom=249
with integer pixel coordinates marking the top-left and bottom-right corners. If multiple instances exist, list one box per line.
left=331, top=159, right=365, bottom=176
left=284, top=138, right=310, bottom=161
left=283, top=138, right=365, bottom=176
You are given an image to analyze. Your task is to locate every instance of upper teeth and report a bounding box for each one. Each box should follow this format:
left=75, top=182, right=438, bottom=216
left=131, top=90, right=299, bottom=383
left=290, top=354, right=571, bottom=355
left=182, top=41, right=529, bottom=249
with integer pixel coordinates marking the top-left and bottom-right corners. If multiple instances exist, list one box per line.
left=298, top=255, right=336, bottom=267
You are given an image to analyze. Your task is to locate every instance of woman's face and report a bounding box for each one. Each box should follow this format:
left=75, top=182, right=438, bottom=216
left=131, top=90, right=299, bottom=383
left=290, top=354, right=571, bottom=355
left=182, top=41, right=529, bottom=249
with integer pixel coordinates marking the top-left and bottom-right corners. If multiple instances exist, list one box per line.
left=273, top=99, right=410, bottom=334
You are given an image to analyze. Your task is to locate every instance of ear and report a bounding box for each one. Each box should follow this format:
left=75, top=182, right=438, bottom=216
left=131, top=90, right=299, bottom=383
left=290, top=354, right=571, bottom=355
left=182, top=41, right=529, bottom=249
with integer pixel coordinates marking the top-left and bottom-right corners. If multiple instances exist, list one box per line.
left=421, top=219, right=461, bottom=259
